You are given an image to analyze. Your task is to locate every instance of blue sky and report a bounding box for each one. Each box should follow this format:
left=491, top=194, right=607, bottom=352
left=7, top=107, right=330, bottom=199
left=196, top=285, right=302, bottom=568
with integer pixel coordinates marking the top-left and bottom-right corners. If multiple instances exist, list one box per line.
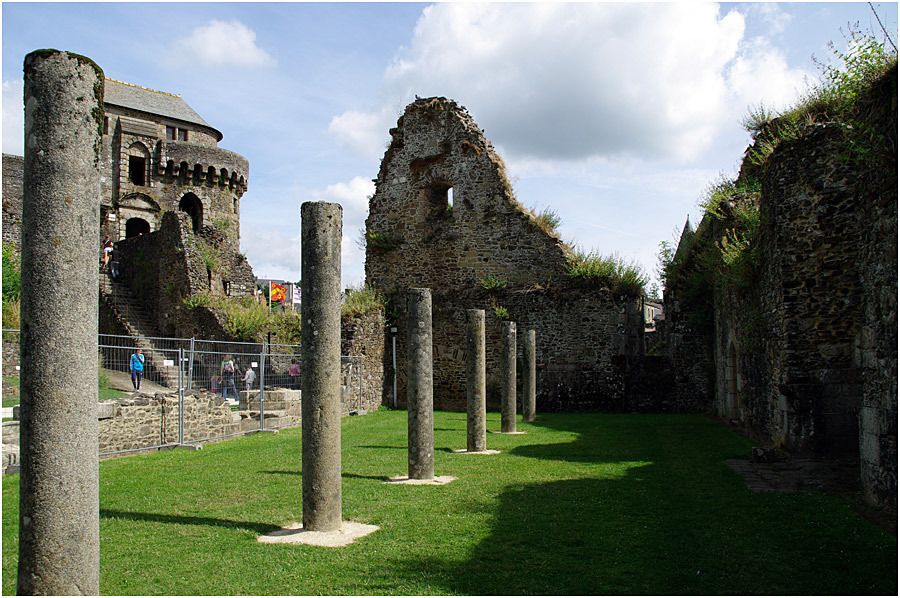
left=3, top=2, right=897, bottom=292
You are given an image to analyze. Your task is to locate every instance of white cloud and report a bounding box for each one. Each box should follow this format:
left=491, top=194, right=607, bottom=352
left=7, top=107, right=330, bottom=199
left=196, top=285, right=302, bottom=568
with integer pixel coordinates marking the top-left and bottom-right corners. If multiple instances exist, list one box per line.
left=242, top=176, right=373, bottom=288
left=750, top=3, right=794, bottom=35
left=329, top=4, right=815, bottom=165
left=3, top=80, right=24, bottom=156
left=330, top=4, right=748, bottom=163
left=727, top=37, right=814, bottom=115
left=174, top=20, right=274, bottom=68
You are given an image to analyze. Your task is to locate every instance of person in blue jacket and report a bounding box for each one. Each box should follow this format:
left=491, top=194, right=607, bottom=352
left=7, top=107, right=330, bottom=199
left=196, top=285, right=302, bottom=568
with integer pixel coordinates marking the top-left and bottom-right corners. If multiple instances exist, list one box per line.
left=130, top=348, right=145, bottom=391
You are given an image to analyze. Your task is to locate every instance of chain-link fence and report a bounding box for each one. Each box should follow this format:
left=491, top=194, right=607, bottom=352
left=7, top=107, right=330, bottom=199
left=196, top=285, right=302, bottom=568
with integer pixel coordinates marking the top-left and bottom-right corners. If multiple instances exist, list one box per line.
left=2, top=330, right=364, bottom=455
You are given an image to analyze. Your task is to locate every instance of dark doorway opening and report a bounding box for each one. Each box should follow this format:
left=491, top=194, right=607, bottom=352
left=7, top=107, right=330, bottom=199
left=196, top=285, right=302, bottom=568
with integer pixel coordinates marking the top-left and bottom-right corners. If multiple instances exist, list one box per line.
left=179, top=193, right=203, bottom=232
left=128, top=156, right=146, bottom=186
left=125, top=218, right=150, bottom=238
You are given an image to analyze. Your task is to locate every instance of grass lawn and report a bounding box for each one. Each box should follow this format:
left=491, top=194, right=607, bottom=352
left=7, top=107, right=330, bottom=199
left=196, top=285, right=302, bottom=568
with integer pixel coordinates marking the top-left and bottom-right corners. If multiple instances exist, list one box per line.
left=2, top=410, right=896, bottom=595
left=1, top=376, right=18, bottom=408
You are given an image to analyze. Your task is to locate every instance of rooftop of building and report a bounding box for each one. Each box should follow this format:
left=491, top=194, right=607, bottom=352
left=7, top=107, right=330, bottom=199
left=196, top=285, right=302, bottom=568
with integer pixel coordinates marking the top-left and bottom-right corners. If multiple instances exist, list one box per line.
left=104, top=78, right=222, bottom=141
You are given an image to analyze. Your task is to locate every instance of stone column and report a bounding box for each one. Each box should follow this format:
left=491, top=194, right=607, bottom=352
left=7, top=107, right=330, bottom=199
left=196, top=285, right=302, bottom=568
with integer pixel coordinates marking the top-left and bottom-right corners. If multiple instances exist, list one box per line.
left=300, top=201, right=342, bottom=532
left=18, top=49, right=103, bottom=596
left=523, top=328, right=537, bottom=423
left=407, top=288, right=434, bottom=479
left=466, top=309, right=487, bottom=452
left=500, top=321, right=517, bottom=433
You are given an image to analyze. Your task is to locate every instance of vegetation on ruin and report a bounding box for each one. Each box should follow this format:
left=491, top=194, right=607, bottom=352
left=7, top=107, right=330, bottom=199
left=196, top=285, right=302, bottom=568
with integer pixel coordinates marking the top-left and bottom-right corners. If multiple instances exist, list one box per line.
left=744, top=27, right=897, bottom=167
left=2, top=243, right=21, bottom=331
left=2, top=410, right=895, bottom=595
left=364, top=230, right=403, bottom=254
left=528, top=206, right=562, bottom=236
left=566, top=250, right=647, bottom=297
left=479, top=274, right=508, bottom=292
left=195, top=238, right=222, bottom=271
left=182, top=292, right=301, bottom=344
left=492, top=305, right=510, bottom=320
left=341, top=285, right=385, bottom=318
left=211, top=218, right=231, bottom=232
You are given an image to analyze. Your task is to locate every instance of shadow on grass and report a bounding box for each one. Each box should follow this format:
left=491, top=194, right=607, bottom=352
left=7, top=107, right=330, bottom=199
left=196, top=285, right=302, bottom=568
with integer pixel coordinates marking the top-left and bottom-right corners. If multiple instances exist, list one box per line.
left=388, top=414, right=898, bottom=595
left=99, top=509, right=278, bottom=535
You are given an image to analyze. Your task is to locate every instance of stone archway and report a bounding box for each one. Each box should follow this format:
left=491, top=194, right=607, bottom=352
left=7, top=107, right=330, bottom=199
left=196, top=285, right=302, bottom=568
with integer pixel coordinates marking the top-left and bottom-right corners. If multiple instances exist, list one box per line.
left=179, top=193, right=203, bottom=232
left=125, top=217, right=151, bottom=238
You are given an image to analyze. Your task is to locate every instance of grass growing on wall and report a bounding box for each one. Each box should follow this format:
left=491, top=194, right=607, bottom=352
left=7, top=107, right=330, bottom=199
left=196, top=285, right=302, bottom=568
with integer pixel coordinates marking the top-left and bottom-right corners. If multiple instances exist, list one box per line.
left=341, top=285, right=385, bottom=318
left=2, top=411, right=895, bottom=595
left=566, top=250, right=647, bottom=297
left=183, top=293, right=301, bottom=344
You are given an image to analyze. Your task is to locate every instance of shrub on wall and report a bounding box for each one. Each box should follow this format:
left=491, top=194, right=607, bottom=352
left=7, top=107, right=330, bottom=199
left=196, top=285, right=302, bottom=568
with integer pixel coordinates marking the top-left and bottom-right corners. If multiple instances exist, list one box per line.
left=182, top=292, right=300, bottom=343
left=342, top=285, right=385, bottom=318
left=566, top=250, right=647, bottom=297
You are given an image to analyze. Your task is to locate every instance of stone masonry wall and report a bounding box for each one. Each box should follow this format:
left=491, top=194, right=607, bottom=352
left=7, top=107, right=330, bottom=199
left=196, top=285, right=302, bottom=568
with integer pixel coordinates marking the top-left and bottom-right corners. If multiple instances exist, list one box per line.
left=341, top=309, right=386, bottom=414
left=367, top=97, right=642, bottom=411
left=1, top=154, right=23, bottom=251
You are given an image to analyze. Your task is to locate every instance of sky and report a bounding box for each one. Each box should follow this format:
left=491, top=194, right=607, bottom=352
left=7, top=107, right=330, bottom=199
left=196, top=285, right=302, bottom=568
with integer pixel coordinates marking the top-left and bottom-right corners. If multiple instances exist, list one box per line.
left=3, top=2, right=897, bottom=292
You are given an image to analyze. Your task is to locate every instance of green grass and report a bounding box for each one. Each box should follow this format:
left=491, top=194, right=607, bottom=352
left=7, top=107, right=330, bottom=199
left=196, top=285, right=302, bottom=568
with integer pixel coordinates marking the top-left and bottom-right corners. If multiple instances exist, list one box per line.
left=2, top=411, right=895, bottom=595
left=2, top=376, right=19, bottom=408
left=566, top=251, right=648, bottom=296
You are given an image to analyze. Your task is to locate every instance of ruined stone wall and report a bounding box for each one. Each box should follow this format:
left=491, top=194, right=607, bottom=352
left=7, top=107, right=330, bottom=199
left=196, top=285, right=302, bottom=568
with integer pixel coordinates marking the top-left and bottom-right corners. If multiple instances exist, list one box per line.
left=115, top=211, right=249, bottom=340
left=367, top=98, right=641, bottom=411
left=341, top=309, right=386, bottom=413
left=1, top=154, right=23, bottom=251
left=854, top=66, right=897, bottom=506
left=386, top=286, right=640, bottom=412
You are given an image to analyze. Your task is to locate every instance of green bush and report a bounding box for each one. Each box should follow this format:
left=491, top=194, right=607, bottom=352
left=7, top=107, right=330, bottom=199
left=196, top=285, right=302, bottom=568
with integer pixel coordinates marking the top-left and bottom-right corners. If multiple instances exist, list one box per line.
left=195, top=239, right=221, bottom=271
left=342, top=285, right=385, bottom=318
left=745, top=28, right=897, bottom=166
left=492, top=305, right=510, bottom=319
left=183, top=292, right=297, bottom=342
left=479, top=274, right=508, bottom=292
left=2, top=243, right=20, bottom=303
left=566, top=251, right=648, bottom=297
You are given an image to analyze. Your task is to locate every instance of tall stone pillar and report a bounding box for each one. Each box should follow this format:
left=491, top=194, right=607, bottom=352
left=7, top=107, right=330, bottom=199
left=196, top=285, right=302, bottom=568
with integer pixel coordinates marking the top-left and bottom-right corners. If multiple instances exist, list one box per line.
left=523, top=328, right=537, bottom=422
left=407, top=288, right=434, bottom=479
left=466, top=309, right=487, bottom=451
left=300, top=201, right=342, bottom=532
left=500, top=321, right=517, bottom=433
left=18, top=49, right=103, bottom=596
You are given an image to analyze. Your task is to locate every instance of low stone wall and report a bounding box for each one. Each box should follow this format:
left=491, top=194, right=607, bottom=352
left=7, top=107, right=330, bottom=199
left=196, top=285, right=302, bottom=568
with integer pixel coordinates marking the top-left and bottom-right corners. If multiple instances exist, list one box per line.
left=98, top=393, right=239, bottom=453
left=239, top=388, right=302, bottom=429
left=342, top=310, right=386, bottom=413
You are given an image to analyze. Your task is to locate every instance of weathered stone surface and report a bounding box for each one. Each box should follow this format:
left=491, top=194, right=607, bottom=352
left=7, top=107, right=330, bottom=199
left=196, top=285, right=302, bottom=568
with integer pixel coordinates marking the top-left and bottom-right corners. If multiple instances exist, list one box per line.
left=465, top=309, right=486, bottom=452
left=300, top=201, right=343, bottom=532
left=341, top=309, right=386, bottom=414
left=407, top=288, right=434, bottom=480
left=18, top=49, right=103, bottom=596
left=500, top=321, right=517, bottom=433
left=523, top=328, right=536, bottom=422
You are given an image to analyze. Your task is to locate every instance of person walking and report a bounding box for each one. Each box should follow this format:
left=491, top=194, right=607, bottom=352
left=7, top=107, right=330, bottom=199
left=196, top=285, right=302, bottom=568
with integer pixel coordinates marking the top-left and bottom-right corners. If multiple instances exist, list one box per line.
left=101, top=237, right=113, bottom=271
left=221, top=353, right=239, bottom=401
left=129, top=348, right=145, bottom=391
left=243, top=366, right=257, bottom=392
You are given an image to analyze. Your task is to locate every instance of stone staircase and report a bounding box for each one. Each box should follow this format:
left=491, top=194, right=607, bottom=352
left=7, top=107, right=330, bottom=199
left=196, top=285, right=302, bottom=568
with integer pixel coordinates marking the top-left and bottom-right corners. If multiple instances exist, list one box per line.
left=99, top=273, right=180, bottom=389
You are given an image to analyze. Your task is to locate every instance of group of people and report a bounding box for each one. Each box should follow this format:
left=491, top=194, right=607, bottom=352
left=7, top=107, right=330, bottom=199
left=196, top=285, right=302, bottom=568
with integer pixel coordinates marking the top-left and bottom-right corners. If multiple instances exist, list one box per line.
left=210, top=354, right=256, bottom=401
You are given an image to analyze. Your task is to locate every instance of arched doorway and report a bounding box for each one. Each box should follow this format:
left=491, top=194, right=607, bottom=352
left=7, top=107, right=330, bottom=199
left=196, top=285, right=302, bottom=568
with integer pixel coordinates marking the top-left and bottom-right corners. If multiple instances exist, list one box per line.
left=179, top=193, right=203, bottom=232
left=125, top=218, right=151, bottom=238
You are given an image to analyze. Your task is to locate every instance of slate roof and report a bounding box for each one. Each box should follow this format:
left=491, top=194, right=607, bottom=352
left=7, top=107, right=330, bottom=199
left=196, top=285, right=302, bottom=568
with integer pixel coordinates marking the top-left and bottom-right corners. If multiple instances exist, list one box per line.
left=104, top=79, right=222, bottom=140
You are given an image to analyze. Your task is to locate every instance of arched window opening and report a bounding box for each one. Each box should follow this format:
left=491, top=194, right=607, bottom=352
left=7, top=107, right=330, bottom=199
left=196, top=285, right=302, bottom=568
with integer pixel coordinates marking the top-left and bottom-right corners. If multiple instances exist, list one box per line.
left=125, top=217, right=151, bottom=238
left=207, top=166, right=216, bottom=186
left=192, top=164, right=203, bottom=186
left=126, top=142, right=150, bottom=186
left=178, top=161, right=190, bottom=185
left=219, top=168, right=228, bottom=188
left=422, top=183, right=454, bottom=220
left=179, top=193, right=203, bottom=233
left=229, top=171, right=237, bottom=190
left=165, top=160, right=174, bottom=181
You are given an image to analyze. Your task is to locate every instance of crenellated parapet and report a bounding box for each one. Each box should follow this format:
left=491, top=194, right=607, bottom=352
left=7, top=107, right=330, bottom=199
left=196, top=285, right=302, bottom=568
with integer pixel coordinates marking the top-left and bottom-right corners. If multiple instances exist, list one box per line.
left=158, top=141, right=249, bottom=197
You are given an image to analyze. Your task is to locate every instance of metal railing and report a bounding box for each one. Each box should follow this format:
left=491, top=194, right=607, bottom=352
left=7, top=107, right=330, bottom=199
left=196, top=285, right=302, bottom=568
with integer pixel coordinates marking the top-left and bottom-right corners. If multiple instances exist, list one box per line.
left=2, top=329, right=365, bottom=455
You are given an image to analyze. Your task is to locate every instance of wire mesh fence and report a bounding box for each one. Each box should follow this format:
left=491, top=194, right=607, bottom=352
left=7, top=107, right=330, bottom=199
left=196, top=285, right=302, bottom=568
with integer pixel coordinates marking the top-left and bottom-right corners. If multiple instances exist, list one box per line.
left=2, top=329, right=365, bottom=453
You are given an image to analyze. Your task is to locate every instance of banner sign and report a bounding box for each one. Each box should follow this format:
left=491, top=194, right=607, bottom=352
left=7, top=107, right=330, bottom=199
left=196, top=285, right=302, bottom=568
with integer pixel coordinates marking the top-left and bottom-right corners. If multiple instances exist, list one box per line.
left=270, top=281, right=287, bottom=303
